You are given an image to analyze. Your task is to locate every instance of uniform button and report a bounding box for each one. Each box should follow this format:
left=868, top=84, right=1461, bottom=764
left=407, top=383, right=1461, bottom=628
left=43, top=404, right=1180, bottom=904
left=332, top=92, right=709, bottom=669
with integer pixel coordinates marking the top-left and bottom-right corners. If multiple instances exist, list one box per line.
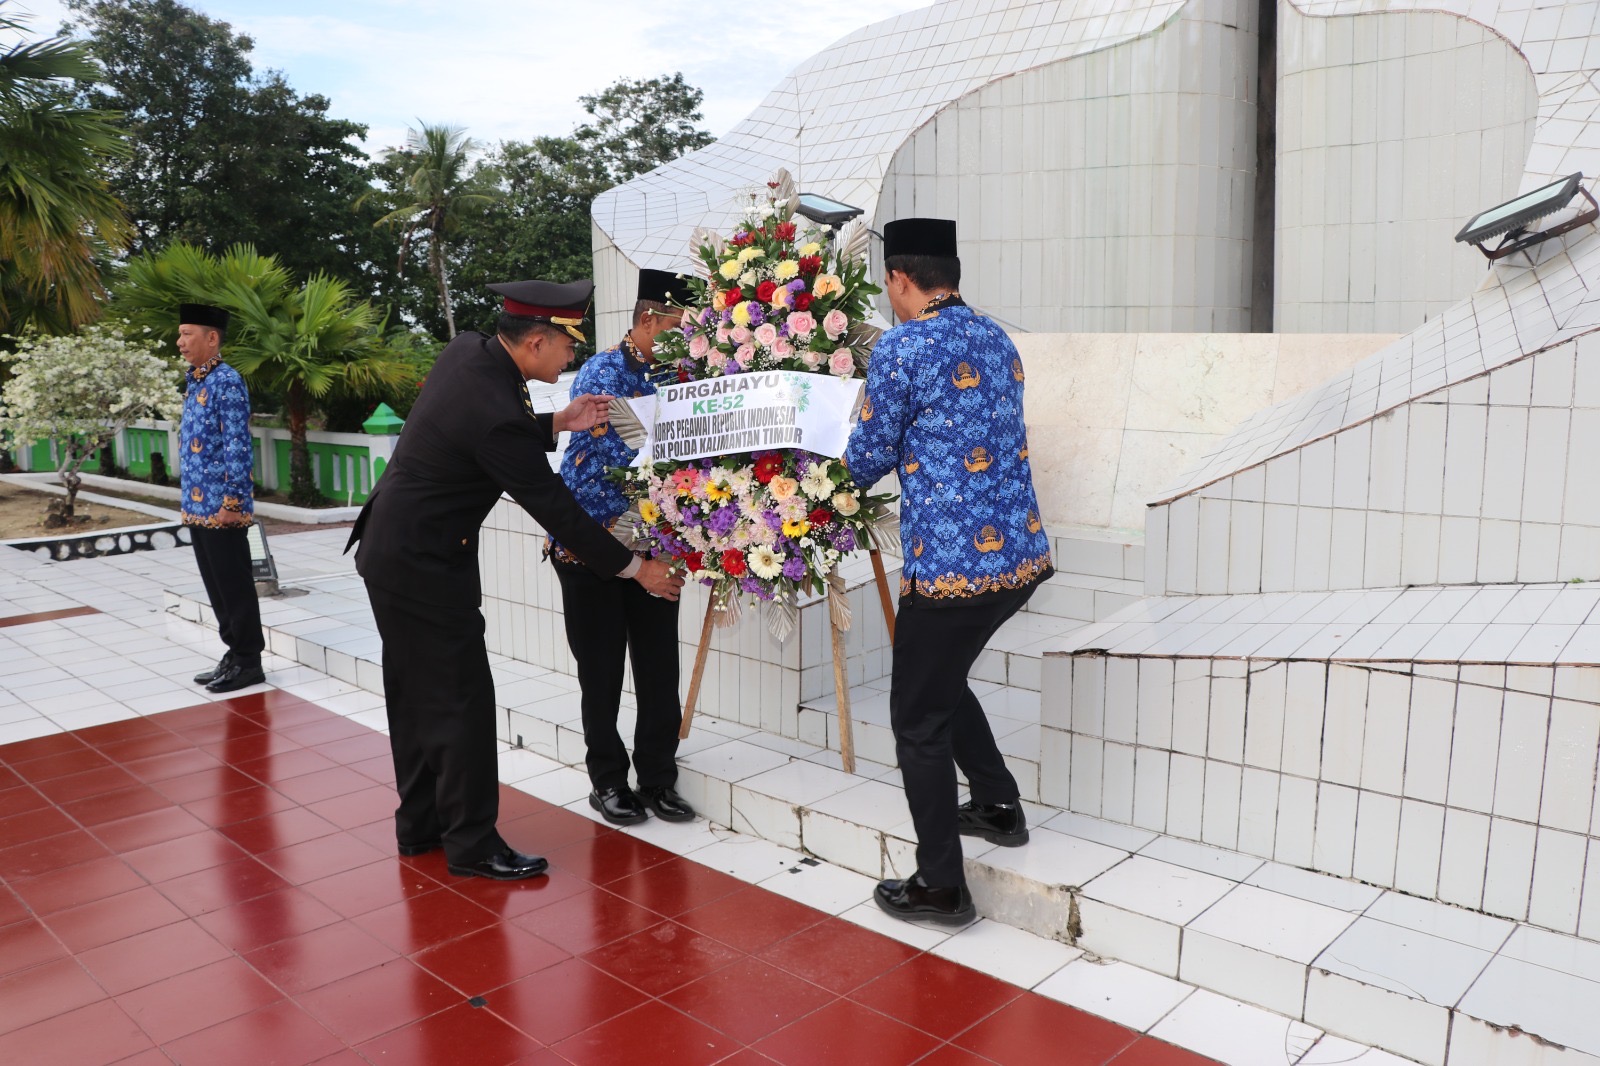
left=461, top=538, right=469, bottom=545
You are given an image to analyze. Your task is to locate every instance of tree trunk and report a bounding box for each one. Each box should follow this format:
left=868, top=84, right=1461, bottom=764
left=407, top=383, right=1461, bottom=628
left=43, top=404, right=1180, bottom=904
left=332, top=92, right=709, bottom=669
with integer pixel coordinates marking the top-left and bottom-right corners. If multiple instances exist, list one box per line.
left=286, top=381, right=319, bottom=506
left=432, top=236, right=456, bottom=339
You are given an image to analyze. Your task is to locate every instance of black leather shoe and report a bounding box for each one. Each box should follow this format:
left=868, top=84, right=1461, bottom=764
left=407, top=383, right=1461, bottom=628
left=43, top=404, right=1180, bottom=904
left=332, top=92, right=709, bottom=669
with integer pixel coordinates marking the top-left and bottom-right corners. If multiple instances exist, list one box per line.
left=397, top=840, right=441, bottom=857
left=193, top=652, right=233, bottom=685
left=205, top=659, right=266, bottom=693
left=446, top=847, right=548, bottom=881
left=637, top=785, right=696, bottom=822
left=957, top=799, right=1029, bottom=847
left=874, top=873, right=976, bottom=927
left=588, top=786, right=647, bottom=826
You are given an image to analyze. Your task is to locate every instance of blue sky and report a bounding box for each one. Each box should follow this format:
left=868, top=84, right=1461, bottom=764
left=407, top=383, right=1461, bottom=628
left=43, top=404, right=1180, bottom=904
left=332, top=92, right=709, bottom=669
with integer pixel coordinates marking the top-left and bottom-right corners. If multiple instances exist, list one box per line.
left=13, top=0, right=929, bottom=153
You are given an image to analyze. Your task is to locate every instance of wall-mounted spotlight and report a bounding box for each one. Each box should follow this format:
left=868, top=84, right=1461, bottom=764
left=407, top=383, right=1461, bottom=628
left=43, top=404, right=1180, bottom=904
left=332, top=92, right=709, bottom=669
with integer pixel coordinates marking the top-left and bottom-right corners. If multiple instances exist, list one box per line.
left=1455, top=172, right=1598, bottom=260
left=794, top=192, right=864, bottom=229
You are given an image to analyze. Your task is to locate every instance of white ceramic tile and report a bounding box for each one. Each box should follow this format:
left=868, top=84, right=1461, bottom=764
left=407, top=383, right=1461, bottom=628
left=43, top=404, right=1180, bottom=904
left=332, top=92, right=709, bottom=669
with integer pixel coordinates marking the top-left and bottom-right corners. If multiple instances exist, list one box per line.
left=1081, top=855, right=1234, bottom=926
left=1149, top=988, right=1321, bottom=1066
left=1035, top=956, right=1194, bottom=1032
left=980, top=825, right=1128, bottom=888
left=1457, top=955, right=1600, bottom=1059
left=932, top=917, right=1082, bottom=988
left=758, top=858, right=878, bottom=915
left=1304, top=969, right=1449, bottom=1066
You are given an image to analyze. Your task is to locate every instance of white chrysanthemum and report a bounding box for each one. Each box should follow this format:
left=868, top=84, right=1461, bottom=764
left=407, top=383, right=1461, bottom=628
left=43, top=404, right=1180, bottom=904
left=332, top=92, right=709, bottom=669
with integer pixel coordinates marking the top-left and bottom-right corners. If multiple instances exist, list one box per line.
left=737, top=247, right=765, bottom=263
left=747, top=545, right=784, bottom=580
left=800, top=466, right=834, bottom=500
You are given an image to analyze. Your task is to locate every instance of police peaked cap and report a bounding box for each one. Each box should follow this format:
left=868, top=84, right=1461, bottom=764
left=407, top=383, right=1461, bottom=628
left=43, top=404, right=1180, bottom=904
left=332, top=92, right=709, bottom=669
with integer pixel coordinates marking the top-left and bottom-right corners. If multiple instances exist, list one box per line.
left=882, top=218, right=958, bottom=260
left=636, top=268, right=695, bottom=307
left=488, top=278, right=593, bottom=341
left=178, top=303, right=230, bottom=331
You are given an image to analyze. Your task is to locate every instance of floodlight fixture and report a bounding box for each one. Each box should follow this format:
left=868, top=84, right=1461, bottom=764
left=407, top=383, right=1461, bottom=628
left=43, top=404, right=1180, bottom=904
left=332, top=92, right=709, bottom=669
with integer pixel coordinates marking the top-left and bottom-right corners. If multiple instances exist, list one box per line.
left=795, top=192, right=864, bottom=229
left=1455, top=172, right=1598, bottom=260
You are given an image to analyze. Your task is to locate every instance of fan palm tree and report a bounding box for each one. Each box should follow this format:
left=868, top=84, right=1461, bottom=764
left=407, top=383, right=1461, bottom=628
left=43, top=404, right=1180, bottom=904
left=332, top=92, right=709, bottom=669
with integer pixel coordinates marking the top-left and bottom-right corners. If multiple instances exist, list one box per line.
left=0, top=1, right=131, bottom=336
left=373, top=122, right=497, bottom=339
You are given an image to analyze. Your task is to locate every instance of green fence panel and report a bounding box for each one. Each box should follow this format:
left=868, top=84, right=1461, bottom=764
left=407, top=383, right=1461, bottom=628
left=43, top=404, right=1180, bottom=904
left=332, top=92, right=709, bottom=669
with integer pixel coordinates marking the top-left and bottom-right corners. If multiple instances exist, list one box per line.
left=270, top=438, right=377, bottom=504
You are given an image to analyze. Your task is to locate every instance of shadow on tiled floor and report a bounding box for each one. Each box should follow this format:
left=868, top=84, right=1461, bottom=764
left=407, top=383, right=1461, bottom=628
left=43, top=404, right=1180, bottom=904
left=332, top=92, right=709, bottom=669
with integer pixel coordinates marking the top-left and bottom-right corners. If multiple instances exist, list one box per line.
left=0, top=691, right=1216, bottom=1066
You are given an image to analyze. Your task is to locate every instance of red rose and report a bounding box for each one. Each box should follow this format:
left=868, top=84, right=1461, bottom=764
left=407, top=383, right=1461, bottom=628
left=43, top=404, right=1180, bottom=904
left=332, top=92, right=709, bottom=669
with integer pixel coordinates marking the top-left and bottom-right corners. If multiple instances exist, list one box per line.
left=756, top=280, right=777, bottom=302
left=776, top=221, right=797, bottom=241
left=720, top=549, right=747, bottom=576
left=798, top=256, right=822, bottom=276
left=753, top=453, right=785, bottom=484
left=724, top=288, right=743, bottom=306
left=677, top=367, right=690, bottom=382
left=683, top=551, right=704, bottom=573
left=792, top=292, right=814, bottom=311
left=808, top=507, right=833, bottom=527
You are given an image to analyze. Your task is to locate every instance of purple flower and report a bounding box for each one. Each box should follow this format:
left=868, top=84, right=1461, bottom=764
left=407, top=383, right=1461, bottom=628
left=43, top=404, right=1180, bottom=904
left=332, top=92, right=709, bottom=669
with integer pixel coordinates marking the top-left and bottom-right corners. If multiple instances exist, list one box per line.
left=781, top=555, right=807, bottom=580
left=707, top=507, right=740, bottom=537
left=740, top=575, right=766, bottom=597
left=700, top=458, right=714, bottom=469
left=700, top=308, right=716, bottom=326
left=831, top=528, right=857, bottom=552
left=777, top=321, right=790, bottom=337
left=786, top=279, right=805, bottom=293
left=763, top=510, right=784, bottom=532
left=794, top=453, right=813, bottom=476
left=748, top=305, right=765, bottom=326
left=721, top=310, right=733, bottom=325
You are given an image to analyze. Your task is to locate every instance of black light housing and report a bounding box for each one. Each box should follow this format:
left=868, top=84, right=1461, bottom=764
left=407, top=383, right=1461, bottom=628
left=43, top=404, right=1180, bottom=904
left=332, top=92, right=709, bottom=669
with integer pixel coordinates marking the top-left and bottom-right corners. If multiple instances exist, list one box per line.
left=1455, top=172, right=1598, bottom=260
left=795, top=192, right=864, bottom=228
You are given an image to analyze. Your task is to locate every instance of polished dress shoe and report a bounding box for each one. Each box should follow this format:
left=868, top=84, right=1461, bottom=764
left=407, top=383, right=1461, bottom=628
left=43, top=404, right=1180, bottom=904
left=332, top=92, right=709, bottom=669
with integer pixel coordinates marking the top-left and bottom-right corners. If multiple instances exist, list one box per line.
left=446, top=847, right=548, bottom=881
left=193, top=652, right=233, bottom=685
left=205, top=658, right=266, bottom=693
left=874, top=873, right=976, bottom=926
left=637, top=785, right=696, bottom=822
left=397, top=839, right=441, bottom=857
left=588, top=786, right=647, bottom=826
left=957, top=799, right=1029, bottom=847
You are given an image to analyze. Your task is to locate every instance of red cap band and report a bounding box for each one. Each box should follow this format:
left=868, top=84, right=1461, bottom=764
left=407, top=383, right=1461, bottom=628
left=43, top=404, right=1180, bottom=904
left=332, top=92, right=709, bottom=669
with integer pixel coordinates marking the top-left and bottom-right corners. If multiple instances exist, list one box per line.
left=504, top=297, right=574, bottom=318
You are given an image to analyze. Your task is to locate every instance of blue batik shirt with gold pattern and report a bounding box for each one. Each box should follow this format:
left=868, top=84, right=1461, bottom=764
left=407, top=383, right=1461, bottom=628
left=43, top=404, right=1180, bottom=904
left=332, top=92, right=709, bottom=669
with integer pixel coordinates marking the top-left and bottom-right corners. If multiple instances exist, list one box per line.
left=552, top=337, right=671, bottom=564
left=845, top=297, right=1052, bottom=602
left=179, top=354, right=255, bottom=527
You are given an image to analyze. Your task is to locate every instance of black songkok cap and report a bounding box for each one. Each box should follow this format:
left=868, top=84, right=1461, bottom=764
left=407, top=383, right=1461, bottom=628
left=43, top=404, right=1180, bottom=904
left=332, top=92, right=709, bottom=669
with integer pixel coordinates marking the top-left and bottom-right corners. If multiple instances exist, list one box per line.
left=487, top=278, right=594, bottom=341
left=882, top=217, right=958, bottom=260
left=636, top=268, right=695, bottom=307
left=178, top=303, right=230, bottom=331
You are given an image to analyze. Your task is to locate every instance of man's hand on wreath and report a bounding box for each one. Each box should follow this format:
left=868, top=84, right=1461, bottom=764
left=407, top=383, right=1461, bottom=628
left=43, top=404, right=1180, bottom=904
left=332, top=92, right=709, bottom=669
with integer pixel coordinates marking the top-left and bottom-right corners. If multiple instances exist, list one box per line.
left=634, top=558, right=685, bottom=601
left=553, top=393, right=614, bottom=434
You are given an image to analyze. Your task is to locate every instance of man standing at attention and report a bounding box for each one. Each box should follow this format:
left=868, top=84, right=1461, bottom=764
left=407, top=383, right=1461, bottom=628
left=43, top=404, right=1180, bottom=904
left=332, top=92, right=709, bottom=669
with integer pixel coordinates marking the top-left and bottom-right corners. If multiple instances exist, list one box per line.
left=845, top=219, right=1053, bottom=925
left=348, top=278, right=684, bottom=882
left=553, top=269, right=696, bottom=827
left=178, top=303, right=266, bottom=694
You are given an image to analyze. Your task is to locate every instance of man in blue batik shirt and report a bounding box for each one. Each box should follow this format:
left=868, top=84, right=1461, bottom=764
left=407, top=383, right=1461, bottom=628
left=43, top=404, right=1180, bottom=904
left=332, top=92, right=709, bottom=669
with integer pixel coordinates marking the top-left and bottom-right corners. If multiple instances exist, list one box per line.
left=553, top=269, right=698, bottom=827
left=845, top=218, right=1053, bottom=926
left=176, top=303, right=265, bottom=694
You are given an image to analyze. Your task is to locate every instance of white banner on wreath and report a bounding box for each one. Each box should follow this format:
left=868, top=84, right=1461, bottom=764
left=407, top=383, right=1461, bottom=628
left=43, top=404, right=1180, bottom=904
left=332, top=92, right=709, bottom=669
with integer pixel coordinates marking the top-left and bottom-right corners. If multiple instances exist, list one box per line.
left=628, top=371, right=863, bottom=465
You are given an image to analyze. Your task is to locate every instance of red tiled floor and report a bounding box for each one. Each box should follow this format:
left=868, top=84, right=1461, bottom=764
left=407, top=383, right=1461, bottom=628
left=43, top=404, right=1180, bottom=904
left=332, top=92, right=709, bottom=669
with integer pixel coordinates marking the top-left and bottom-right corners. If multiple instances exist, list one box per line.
left=0, top=695, right=1216, bottom=1066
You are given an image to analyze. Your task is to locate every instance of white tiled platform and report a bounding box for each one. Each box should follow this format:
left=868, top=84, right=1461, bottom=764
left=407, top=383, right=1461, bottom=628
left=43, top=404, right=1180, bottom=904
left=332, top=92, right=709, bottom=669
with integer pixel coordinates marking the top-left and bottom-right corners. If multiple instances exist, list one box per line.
left=148, top=529, right=1600, bottom=1066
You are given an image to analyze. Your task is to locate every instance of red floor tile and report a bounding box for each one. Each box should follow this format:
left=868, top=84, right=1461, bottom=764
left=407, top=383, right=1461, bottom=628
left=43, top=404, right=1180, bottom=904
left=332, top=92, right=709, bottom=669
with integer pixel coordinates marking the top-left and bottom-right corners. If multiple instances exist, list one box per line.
left=0, top=998, right=153, bottom=1066
left=163, top=998, right=344, bottom=1066
left=754, top=996, right=942, bottom=1066
left=757, top=915, right=922, bottom=994
left=63, top=783, right=174, bottom=827
left=1108, top=1038, right=1223, bottom=1066
left=0, top=955, right=109, bottom=1034
left=301, top=857, right=443, bottom=919
left=487, top=957, right=647, bottom=1045
left=0, top=918, right=66, bottom=977
left=581, top=918, right=744, bottom=996
left=95, top=729, right=195, bottom=764
left=850, top=951, right=1024, bottom=1041
left=121, top=746, right=223, bottom=784
left=604, top=854, right=747, bottom=917
left=953, top=994, right=1141, bottom=1066
left=121, top=829, right=247, bottom=882
left=270, top=765, right=375, bottom=806
left=115, top=955, right=282, bottom=1044
left=663, top=955, right=838, bottom=1044
left=554, top=997, right=742, bottom=1066
left=349, top=753, right=397, bottom=784
left=511, top=885, right=665, bottom=955
left=243, top=919, right=400, bottom=995
left=357, top=1000, right=542, bottom=1066
left=306, top=783, right=397, bottom=829
left=234, top=747, right=341, bottom=785
left=179, top=779, right=299, bottom=821
left=31, top=763, right=139, bottom=804
left=314, top=732, right=395, bottom=765
left=0, top=804, right=76, bottom=848
left=677, top=884, right=829, bottom=953
left=11, top=746, right=113, bottom=783
left=0, top=826, right=112, bottom=877
left=352, top=884, right=500, bottom=953
left=194, top=885, right=343, bottom=953
left=44, top=884, right=187, bottom=953
left=411, top=919, right=571, bottom=995
left=0, top=782, right=48, bottom=819
left=10, top=853, right=145, bottom=915
left=157, top=856, right=294, bottom=916
left=0, top=884, right=25, bottom=926
left=92, top=804, right=210, bottom=852
left=257, top=830, right=386, bottom=885
left=218, top=805, right=341, bottom=851
left=2, top=730, right=91, bottom=761
left=77, top=918, right=234, bottom=995
left=280, top=716, right=376, bottom=747
left=546, top=826, right=677, bottom=886
left=0, top=763, right=20, bottom=790
left=914, top=1044, right=1002, bottom=1064
left=444, top=857, right=596, bottom=919
left=297, top=958, right=461, bottom=1045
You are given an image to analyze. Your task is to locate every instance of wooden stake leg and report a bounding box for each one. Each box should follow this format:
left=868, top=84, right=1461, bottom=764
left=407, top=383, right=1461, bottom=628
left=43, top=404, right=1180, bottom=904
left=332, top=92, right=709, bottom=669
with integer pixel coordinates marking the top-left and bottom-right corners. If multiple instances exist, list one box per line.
left=868, top=548, right=896, bottom=643
left=679, top=597, right=717, bottom=739
left=829, top=613, right=856, bottom=774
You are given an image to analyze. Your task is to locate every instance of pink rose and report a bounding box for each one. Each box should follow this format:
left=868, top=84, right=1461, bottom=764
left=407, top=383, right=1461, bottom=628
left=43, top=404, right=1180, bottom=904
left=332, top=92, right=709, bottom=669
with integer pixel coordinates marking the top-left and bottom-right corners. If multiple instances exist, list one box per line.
left=716, top=325, right=730, bottom=344
left=688, top=334, right=710, bottom=359
left=735, top=343, right=756, bottom=367
left=773, top=337, right=794, bottom=357
left=707, top=348, right=728, bottom=368
left=801, top=348, right=822, bottom=368
left=731, top=326, right=752, bottom=344
left=787, top=311, right=816, bottom=337
left=823, top=309, right=849, bottom=340
left=680, top=308, right=696, bottom=329
left=829, top=348, right=855, bottom=376
left=754, top=323, right=779, bottom=348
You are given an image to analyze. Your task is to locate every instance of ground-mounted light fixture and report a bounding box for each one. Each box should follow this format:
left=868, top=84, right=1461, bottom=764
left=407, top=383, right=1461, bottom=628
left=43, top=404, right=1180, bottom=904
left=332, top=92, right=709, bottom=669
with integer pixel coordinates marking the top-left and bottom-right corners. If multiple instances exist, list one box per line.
left=1455, top=172, right=1598, bottom=260
left=794, top=192, right=864, bottom=229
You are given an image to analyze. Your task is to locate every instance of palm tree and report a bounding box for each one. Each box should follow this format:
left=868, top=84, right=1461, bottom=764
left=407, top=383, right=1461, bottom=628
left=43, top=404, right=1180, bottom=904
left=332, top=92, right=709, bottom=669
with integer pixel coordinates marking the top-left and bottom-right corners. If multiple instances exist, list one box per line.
left=0, top=1, right=131, bottom=336
left=116, top=242, right=418, bottom=504
left=373, top=122, right=497, bottom=339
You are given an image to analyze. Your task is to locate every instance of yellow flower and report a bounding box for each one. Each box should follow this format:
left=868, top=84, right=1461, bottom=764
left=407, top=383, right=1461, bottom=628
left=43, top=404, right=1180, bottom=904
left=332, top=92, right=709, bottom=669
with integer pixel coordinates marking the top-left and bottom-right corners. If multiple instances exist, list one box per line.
left=813, top=274, right=844, bottom=298
left=718, top=259, right=742, bottom=280
left=639, top=500, right=660, bottom=523
left=737, top=247, right=765, bottom=264
left=782, top=517, right=811, bottom=538
left=730, top=301, right=752, bottom=327
left=773, top=260, right=799, bottom=281
left=799, top=242, right=822, bottom=256
left=706, top=480, right=731, bottom=501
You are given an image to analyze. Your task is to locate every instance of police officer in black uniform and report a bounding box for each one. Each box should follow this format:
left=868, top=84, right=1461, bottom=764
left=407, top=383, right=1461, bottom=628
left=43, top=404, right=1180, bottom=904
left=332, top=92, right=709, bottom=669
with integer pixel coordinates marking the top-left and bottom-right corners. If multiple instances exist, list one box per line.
left=348, top=279, right=684, bottom=881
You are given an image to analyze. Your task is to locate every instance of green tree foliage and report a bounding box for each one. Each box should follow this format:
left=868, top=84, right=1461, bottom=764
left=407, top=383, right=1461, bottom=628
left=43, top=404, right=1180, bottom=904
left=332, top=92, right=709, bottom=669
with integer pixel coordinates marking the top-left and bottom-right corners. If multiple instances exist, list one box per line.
left=114, top=242, right=419, bottom=504
left=63, top=0, right=381, bottom=287
left=575, top=73, right=716, bottom=185
left=0, top=0, right=131, bottom=336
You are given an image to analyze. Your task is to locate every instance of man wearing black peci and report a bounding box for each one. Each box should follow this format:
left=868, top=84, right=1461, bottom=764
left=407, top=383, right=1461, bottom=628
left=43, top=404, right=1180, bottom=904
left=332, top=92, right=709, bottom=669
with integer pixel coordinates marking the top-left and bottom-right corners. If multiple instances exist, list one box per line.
left=347, top=278, right=684, bottom=881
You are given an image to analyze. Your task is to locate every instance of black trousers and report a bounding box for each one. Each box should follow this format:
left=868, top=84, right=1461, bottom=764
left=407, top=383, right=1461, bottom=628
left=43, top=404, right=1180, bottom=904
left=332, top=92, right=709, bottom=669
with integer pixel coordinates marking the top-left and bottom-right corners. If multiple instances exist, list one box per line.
left=891, top=584, right=1036, bottom=888
left=189, top=525, right=264, bottom=662
left=364, top=582, right=504, bottom=866
left=553, top=559, right=682, bottom=790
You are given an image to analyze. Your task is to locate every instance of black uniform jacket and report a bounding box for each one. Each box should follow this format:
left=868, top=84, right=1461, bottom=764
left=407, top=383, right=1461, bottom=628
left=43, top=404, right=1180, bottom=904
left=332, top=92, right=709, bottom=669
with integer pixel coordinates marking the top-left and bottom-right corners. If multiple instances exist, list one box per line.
left=347, top=331, right=633, bottom=609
